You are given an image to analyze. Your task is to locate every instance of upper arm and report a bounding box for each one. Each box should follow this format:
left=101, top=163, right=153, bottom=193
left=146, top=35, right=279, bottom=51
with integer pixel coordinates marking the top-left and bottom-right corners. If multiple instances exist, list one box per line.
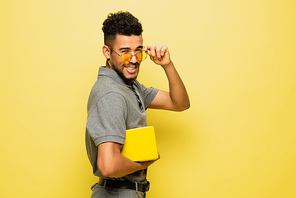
left=148, top=89, right=189, bottom=111
left=147, top=90, right=176, bottom=111
left=97, top=142, right=123, bottom=176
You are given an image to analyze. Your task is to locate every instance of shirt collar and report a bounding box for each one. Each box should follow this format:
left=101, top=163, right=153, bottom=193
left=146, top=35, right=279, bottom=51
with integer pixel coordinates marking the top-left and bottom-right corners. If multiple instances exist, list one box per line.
left=98, top=66, right=134, bottom=87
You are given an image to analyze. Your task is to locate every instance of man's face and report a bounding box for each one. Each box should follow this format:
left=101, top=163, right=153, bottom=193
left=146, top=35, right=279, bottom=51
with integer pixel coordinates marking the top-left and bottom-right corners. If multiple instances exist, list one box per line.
left=107, top=34, right=143, bottom=83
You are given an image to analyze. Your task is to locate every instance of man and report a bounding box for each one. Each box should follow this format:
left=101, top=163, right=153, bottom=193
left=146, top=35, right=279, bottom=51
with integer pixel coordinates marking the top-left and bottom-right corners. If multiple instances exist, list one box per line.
left=86, top=11, right=190, bottom=198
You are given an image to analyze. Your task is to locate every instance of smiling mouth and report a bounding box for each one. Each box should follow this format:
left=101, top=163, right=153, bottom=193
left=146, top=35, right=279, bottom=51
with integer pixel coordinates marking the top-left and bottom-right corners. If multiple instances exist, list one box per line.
left=125, top=64, right=138, bottom=74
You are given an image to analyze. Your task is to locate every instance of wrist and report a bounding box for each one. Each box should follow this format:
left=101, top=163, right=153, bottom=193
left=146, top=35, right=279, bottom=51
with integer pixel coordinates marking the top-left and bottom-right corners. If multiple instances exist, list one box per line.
left=134, top=161, right=144, bottom=172
left=161, top=61, right=174, bottom=69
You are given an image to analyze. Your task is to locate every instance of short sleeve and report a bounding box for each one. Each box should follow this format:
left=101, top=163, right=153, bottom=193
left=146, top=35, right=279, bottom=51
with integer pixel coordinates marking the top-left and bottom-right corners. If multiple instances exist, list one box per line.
left=134, top=81, right=159, bottom=109
left=86, top=92, right=127, bottom=146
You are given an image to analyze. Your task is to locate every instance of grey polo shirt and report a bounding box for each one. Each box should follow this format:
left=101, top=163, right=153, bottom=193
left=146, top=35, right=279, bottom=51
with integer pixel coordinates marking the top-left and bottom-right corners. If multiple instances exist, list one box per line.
left=85, top=66, right=159, bottom=182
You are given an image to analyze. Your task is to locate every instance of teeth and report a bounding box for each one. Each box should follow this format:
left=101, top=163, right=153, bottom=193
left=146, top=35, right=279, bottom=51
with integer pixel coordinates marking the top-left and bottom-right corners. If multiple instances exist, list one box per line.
left=127, top=67, right=135, bottom=70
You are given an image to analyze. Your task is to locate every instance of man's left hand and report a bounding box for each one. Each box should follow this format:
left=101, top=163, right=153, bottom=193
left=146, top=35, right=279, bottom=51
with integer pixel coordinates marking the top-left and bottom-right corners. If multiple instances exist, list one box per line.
left=144, top=44, right=171, bottom=67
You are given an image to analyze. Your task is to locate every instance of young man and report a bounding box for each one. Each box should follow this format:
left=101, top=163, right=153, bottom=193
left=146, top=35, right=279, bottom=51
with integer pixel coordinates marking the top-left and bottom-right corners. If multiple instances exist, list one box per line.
left=85, top=11, right=190, bottom=198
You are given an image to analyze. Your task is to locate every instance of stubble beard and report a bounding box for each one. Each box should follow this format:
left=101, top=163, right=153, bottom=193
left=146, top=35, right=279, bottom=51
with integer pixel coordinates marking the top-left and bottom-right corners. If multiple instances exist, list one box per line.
left=112, top=63, right=140, bottom=85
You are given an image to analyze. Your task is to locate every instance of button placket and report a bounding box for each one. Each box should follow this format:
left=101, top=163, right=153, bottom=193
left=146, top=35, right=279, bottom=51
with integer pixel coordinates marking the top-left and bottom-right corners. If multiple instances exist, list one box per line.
left=131, top=84, right=143, bottom=111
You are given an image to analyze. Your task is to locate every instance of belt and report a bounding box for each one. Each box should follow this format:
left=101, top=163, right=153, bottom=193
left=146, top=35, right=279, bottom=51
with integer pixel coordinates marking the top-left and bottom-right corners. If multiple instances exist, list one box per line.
left=98, top=178, right=150, bottom=193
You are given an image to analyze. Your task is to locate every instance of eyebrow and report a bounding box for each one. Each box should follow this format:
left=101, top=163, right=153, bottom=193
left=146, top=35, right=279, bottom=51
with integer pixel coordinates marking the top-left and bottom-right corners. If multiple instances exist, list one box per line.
left=119, top=46, right=143, bottom=51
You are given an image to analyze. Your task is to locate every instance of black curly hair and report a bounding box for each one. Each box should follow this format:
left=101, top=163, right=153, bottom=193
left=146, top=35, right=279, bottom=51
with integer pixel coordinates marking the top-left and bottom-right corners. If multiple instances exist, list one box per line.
left=102, top=11, right=143, bottom=47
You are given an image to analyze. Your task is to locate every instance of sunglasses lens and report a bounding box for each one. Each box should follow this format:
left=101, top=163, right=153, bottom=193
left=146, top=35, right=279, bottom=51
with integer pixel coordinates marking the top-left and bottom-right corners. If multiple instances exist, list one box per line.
left=120, top=51, right=147, bottom=64
left=137, top=51, right=147, bottom=62
left=121, top=53, right=132, bottom=64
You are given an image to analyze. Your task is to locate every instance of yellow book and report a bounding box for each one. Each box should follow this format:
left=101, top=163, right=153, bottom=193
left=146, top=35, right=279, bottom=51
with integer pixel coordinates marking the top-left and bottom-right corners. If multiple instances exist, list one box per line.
left=121, top=126, right=158, bottom=162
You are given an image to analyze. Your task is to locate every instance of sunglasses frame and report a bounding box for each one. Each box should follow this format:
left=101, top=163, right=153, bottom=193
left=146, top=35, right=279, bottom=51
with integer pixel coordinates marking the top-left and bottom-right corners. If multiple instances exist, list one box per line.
left=107, top=46, right=148, bottom=64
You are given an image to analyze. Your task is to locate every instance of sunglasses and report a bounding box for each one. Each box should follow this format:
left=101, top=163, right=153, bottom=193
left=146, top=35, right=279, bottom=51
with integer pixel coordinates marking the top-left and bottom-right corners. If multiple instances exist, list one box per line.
left=108, top=46, right=148, bottom=64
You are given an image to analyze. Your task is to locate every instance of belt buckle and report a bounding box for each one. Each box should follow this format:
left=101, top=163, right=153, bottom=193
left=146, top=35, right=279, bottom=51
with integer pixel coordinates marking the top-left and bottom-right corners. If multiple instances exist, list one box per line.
left=135, top=182, right=139, bottom=192
left=144, top=181, right=150, bottom=192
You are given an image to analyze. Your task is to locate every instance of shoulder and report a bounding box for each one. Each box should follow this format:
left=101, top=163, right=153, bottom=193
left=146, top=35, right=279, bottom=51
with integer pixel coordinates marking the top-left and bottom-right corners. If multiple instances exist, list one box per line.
left=91, top=77, right=129, bottom=99
left=87, top=77, right=129, bottom=114
left=133, top=80, right=158, bottom=96
left=133, top=80, right=148, bottom=93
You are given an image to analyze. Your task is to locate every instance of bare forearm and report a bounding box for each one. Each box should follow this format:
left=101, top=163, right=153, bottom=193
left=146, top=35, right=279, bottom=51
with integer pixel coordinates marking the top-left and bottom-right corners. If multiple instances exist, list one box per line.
left=163, top=62, right=190, bottom=111
left=98, top=153, right=142, bottom=178
left=97, top=143, right=157, bottom=178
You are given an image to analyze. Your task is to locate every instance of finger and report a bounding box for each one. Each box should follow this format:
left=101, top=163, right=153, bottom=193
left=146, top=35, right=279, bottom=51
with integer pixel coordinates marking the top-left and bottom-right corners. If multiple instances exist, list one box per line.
left=160, top=45, right=168, bottom=57
left=144, top=46, right=154, bottom=61
left=150, top=44, right=157, bottom=58
left=143, top=46, right=150, bottom=53
left=155, top=45, right=163, bottom=59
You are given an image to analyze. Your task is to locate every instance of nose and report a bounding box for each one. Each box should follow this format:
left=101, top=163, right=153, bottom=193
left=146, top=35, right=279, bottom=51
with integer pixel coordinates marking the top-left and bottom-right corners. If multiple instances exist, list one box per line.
left=130, top=54, right=138, bottom=63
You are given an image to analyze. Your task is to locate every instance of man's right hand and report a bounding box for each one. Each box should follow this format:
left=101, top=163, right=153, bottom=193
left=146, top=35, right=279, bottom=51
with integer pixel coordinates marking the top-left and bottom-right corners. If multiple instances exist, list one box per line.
left=136, top=152, right=160, bottom=169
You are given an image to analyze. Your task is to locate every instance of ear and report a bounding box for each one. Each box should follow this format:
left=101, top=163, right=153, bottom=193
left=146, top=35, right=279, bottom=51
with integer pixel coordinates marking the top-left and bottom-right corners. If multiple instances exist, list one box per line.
left=102, top=45, right=111, bottom=60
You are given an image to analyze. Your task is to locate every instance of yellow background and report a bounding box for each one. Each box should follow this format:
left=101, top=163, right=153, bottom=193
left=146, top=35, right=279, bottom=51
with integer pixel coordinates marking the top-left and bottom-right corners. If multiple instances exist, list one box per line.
left=1, top=0, right=296, bottom=197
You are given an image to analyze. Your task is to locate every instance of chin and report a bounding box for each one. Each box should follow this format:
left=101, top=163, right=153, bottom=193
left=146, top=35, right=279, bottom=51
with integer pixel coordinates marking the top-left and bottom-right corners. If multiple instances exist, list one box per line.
left=125, top=75, right=138, bottom=83
left=125, top=73, right=138, bottom=80
left=123, top=70, right=138, bottom=80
